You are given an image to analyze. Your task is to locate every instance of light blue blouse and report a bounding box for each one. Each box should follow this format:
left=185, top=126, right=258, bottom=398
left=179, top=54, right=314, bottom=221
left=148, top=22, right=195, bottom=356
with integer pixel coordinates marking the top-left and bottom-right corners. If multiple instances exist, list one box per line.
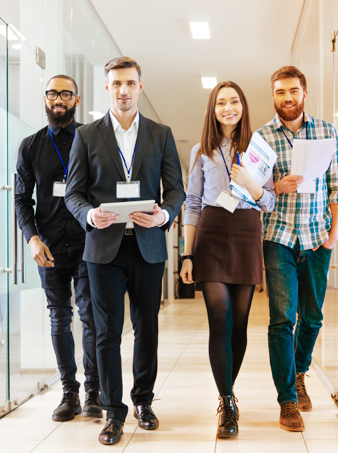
left=184, top=139, right=276, bottom=227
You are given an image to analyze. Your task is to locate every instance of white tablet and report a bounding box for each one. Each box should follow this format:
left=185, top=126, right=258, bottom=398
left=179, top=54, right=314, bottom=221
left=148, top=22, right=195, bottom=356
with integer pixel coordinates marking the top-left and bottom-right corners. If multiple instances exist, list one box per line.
left=100, top=200, right=155, bottom=224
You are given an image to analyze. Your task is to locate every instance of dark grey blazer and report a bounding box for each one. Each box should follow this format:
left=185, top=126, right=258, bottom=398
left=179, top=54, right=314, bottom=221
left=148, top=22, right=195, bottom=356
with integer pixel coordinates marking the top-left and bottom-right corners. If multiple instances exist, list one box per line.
left=65, top=111, right=185, bottom=264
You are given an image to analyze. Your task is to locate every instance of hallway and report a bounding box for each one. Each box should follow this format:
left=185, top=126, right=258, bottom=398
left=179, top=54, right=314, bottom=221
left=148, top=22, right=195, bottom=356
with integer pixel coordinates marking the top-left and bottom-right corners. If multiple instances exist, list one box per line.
left=1, top=291, right=337, bottom=452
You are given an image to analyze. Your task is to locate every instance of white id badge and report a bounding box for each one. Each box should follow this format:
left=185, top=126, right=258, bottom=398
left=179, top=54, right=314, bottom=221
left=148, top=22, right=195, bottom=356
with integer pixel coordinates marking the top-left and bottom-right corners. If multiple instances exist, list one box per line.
left=216, top=190, right=239, bottom=213
left=116, top=181, right=140, bottom=198
left=53, top=181, right=66, bottom=197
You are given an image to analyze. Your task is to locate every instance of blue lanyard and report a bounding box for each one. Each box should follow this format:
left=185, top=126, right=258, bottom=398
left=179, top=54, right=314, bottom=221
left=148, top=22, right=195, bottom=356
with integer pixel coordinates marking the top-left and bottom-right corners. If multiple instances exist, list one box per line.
left=281, top=122, right=309, bottom=148
left=49, top=129, right=75, bottom=182
left=118, top=141, right=137, bottom=179
left=218, top=146, right=231, bottom=181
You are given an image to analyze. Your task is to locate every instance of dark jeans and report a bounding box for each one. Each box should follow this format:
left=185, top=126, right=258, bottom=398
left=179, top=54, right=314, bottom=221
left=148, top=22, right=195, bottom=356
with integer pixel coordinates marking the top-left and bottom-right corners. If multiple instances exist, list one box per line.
left=39, top=249, right=99, bottom=393
left=263, top=240, right=332, bottom=405
left=87, top=234, right=165, bottom=422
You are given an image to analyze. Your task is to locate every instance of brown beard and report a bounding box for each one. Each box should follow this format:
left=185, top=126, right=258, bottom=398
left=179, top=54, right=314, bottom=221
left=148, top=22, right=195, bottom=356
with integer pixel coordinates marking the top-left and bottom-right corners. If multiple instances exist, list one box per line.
left=274, top=97, right=305, bottom=122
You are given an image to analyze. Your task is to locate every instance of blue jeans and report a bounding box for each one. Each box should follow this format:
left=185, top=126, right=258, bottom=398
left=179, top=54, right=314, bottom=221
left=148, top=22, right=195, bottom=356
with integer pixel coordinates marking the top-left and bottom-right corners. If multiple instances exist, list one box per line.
left=263, top=240, right=332, bottom=405
left=39, top=250, right=99, bottom=393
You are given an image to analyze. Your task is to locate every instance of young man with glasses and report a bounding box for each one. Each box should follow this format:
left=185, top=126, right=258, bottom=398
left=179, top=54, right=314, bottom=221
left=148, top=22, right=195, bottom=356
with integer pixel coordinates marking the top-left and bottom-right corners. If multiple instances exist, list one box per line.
left=257, top=66, right=338, bottom=432
left=15, top=75, right=101, bottom=422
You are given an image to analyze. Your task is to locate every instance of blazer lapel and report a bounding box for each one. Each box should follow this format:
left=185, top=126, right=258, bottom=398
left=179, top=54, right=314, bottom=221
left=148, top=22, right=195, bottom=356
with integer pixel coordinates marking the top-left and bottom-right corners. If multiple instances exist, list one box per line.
left=131, top=114, right=151, bottom=181
left=99, top=110, right=126, bottom=181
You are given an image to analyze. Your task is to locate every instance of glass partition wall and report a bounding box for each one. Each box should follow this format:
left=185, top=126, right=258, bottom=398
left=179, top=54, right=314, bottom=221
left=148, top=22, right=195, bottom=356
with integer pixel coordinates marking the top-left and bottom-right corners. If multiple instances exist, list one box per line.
left=292, top=0, right=338, bottom=402
left=0, top=0, right=161, bottom=417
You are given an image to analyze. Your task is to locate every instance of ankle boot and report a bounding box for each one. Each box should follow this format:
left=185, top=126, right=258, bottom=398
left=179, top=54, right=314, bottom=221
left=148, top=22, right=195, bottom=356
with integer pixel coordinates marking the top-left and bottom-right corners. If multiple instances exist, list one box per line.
left=232, top=386, right=239, bottom=420
left=217, top=395, right=238, bottom=438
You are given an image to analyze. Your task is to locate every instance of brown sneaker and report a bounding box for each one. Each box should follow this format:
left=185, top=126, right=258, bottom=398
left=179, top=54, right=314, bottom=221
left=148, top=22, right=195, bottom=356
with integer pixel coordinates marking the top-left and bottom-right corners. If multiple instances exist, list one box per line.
left=280, top=402, right=305, bottom=432
left=295, top=373, right=312, bottom=412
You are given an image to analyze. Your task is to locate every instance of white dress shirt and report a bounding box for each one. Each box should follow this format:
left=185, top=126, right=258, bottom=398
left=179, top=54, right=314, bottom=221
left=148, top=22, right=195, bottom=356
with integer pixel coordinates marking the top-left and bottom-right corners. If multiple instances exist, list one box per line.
left=87, top=110, right=168, bottom=228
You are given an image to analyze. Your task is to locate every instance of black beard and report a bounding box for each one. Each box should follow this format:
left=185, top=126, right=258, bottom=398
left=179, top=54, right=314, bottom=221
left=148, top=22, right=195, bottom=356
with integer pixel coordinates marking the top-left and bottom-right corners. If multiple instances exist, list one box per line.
left=45, top=103, right=76, bottom=127
left=274, top=98, right=305, bottom=122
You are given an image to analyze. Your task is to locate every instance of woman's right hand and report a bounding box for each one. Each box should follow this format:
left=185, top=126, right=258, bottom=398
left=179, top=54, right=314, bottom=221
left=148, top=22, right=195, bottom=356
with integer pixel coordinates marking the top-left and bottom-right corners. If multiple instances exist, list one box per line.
left=180, top=259, right=194, bottom=284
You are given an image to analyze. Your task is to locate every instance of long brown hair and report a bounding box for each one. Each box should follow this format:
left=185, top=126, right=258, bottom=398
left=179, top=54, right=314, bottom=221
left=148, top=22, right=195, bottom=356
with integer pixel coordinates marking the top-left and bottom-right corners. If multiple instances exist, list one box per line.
left=192, top=81, right=252, bottom=170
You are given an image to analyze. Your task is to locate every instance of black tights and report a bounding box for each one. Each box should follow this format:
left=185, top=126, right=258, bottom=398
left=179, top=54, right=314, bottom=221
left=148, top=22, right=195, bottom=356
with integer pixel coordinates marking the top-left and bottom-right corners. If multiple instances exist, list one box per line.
left=201, top=282, right=255, bottom=396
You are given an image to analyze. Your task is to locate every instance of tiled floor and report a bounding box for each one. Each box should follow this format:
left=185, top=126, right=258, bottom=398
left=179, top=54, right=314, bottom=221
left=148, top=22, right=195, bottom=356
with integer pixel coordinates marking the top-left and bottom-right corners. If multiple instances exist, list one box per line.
left=1, top=291, right=338, bottom=452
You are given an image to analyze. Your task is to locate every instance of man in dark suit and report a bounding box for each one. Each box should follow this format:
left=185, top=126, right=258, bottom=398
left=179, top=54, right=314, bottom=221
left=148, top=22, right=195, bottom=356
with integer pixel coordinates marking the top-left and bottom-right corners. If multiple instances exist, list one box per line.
left=65, top=56, right=185, bottom=445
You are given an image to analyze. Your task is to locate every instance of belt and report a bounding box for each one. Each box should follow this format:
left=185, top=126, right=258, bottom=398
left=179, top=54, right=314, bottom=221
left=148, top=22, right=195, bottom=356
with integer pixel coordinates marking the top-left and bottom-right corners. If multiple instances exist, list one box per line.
left=125, top=228, right=135, bottom=235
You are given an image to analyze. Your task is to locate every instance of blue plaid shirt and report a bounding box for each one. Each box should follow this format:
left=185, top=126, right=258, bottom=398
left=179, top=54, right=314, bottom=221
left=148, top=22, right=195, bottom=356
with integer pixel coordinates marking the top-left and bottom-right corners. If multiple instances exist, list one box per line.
left=256, top=113, right=338, bottom=250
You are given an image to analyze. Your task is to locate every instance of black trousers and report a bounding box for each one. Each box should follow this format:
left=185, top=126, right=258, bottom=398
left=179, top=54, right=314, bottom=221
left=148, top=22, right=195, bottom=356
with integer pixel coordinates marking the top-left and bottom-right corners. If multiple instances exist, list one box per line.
left=87, top=234, right=165, bottom=421
left=39, top=249, right=99, bottom=393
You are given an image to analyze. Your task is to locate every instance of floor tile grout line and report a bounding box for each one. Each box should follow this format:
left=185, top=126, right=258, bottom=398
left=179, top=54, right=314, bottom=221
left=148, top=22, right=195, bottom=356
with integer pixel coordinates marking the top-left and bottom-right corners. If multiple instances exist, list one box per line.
left=28, top=422, right=63, bottom=452
left=302, top=432, right=310, bottom=453
left=155, top=314, right=208, bottom=400
left=122, top=423, right=138, bottom=452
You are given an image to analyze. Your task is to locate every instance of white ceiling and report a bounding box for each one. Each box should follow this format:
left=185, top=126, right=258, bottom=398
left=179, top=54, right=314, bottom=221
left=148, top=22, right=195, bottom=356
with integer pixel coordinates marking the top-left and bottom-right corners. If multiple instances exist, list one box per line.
left=91, top=0, right=305, bottom=170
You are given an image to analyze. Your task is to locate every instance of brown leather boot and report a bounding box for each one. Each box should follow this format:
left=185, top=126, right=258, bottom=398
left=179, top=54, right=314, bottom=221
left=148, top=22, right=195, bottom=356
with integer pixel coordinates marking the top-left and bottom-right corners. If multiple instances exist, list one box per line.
left=217, top=396, right=238, bottom=438
left=280, top=402, right=305, bottom=432
left=295, top=373, right=312, bottom=412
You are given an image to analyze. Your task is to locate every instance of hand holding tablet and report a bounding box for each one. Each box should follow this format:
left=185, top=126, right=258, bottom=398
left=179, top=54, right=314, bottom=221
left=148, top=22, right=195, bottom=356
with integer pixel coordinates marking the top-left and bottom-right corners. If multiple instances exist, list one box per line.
left=100, top=200, right=155, bottom=224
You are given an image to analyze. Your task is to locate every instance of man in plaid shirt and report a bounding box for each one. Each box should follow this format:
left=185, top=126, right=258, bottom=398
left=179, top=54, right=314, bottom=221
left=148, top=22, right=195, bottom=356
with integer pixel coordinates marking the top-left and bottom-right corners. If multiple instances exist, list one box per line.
left=257, top=66, right=338, bottom=432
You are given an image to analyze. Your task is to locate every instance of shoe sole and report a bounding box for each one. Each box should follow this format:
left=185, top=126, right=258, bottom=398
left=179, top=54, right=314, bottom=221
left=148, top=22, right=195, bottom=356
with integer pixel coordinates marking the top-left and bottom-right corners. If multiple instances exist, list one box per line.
left=280, top=423, right=305, bottom=432
left=217, top=432, right=238, bottom=438
left=52, top=406, right=82, bottom=422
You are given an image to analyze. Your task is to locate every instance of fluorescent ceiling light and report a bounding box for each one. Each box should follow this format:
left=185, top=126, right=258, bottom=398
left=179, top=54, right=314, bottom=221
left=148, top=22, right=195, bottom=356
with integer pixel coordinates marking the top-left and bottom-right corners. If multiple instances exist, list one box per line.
left=201, top=77, right=217, bottom=89
left=12, top=44, right=21, bottom=50
left=9, top=24, right=26, bottom=41
left=0, top=26, right=19, bottom=40
left=89, top=111, right=104, bottom=120
left=190, top=22, right=210, bottom=39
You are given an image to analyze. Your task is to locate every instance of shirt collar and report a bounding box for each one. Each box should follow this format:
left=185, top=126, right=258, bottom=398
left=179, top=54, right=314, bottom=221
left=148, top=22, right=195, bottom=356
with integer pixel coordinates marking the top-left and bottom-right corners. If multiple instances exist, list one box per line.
left=48, top=119, right=77, bottom=136
left=272, top=111, right=312, bottom=132
left=110, top=110, right=139, bottom=133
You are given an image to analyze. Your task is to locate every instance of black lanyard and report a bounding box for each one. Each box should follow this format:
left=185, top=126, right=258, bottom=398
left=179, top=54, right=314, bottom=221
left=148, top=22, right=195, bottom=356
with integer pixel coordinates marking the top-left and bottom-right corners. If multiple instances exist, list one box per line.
left=281, top=122, right=309, bottom=148
left=218, top=146, right=231, bottom=181
left=49, top=129, right=75, bottom=182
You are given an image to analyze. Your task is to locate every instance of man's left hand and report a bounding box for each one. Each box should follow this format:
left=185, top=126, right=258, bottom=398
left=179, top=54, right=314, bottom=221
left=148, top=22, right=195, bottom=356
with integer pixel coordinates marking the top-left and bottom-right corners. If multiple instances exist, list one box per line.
left=129, top=203, right=166, bottom=228
left=312, top=234, right=338, bottom=251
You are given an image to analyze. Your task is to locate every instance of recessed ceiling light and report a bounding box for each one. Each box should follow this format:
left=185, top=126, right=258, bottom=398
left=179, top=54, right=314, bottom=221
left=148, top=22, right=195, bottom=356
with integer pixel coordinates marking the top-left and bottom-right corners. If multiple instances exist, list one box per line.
left=201, top=77, right=217, bottom=89
left=12, top=44, right=21, bottom=50
left=190, top=22, right=210, bottom=39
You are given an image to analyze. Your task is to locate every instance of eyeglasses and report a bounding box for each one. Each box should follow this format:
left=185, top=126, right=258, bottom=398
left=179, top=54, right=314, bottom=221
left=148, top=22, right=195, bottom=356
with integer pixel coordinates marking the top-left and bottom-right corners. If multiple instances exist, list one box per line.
left=45, top=90, right=77, bottom=101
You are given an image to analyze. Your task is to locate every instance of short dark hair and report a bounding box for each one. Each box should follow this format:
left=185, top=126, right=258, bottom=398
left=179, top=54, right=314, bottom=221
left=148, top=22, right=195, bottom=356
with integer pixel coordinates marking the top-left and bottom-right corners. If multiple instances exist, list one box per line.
left=271, top=66, right=307, bottom=92
left=46, top=75, right=78, bottom=94
left=104, top=56, right=142, bottom=81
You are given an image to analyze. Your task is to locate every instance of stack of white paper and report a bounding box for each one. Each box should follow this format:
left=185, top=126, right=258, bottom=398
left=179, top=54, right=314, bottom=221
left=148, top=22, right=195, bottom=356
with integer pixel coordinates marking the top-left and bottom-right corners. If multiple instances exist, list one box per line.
left=230, top=132, right=277, bottom=207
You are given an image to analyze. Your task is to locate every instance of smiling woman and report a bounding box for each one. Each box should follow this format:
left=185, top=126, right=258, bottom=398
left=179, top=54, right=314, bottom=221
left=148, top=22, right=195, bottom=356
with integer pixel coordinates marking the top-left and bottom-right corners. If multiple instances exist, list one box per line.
left=181, top=80, right=276, bottom=439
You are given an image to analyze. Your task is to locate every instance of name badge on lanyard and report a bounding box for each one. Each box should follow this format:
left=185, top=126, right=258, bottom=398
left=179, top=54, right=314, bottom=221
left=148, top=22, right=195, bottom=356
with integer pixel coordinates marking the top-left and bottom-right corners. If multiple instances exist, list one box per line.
left=53, top=181, right=67, bottom=197
left=116, top=141, right=140, bottom=198
left=216, top=145, right=239, bottom=213
left=49, top=129, right=75, bottom=197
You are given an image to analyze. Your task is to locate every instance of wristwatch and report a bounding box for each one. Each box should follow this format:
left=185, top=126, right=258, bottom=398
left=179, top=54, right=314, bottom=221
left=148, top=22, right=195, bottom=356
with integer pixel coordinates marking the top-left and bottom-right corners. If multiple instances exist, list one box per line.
left=180, top=255, right=193, bottom=262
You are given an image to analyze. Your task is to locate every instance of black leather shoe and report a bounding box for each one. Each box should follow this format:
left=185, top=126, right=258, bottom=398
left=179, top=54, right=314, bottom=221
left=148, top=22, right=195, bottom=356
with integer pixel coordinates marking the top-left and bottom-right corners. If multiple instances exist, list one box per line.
left=52, top=390, right=82, bottom=422
left=133, top=404, right=159, bottom=430
left=82, top=389, right=103, bottom=418
left=98, top=419, right=124, bottom=445
left=217, top=395, right=238, bottom=438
